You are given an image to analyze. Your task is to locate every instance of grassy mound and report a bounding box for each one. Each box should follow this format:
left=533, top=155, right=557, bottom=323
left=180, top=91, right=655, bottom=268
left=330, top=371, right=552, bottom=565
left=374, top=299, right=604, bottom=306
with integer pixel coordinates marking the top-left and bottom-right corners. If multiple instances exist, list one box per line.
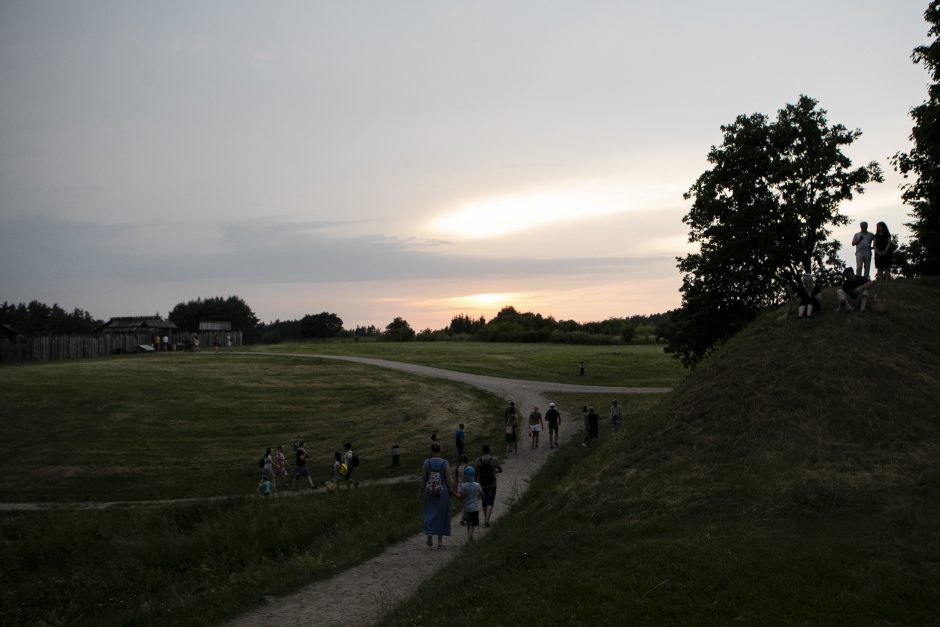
left=383, top=278, right=940, bottom=625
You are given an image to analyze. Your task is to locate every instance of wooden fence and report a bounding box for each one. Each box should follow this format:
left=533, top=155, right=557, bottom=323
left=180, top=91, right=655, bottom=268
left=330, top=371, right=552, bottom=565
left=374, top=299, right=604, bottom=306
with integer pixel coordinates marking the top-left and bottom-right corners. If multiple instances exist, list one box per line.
left=0, top=331, right=244, bottom=364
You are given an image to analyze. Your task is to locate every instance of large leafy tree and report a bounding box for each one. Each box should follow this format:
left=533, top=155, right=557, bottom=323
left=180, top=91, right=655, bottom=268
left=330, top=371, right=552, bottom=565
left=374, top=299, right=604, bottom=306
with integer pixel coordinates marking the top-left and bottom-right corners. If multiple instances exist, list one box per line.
left=667, top=95, right=883, bottom=366
left=381, top=317, right=416, bottom=341
left=300, top=312, right=344, bottom=339
left=892, top=1, right=940, bottom=276
left=167, top=296, right=260, bottom=342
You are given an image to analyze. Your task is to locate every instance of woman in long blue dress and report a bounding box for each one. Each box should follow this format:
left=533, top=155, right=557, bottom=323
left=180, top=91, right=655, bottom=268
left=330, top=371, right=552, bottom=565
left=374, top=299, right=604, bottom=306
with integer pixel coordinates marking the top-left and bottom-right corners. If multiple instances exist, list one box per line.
left=419, top=443, right=453, bottom=548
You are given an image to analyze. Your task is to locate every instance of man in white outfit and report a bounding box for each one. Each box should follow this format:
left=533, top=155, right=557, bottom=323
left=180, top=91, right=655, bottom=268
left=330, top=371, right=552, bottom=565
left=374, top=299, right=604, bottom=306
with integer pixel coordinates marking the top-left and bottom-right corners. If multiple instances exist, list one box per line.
left=852, top=221, right=875, bottom=277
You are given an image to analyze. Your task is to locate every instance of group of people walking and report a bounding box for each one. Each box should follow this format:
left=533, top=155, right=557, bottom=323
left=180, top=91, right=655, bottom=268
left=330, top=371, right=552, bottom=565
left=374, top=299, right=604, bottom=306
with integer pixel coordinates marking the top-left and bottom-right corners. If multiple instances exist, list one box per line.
left=420, top=398, right=625, bottom=548
left=257, top=438, right=359, bottom=496
left=795, top=220, right=894, bottom=319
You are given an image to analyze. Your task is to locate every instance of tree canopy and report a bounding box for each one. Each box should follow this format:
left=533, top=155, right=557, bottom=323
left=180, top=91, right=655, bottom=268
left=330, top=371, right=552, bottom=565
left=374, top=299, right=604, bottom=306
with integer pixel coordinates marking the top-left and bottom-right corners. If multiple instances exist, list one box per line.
left=665, top=95, right=883, bottom=366
left=0, top=301, right=101, bottom=336
left=300, top=312, right=344, bottom=339
left=167, top=296, right=260, bottom=342
left=892, top=0, right=940, bottom=276
left=382, top=317, right=416, bottom=341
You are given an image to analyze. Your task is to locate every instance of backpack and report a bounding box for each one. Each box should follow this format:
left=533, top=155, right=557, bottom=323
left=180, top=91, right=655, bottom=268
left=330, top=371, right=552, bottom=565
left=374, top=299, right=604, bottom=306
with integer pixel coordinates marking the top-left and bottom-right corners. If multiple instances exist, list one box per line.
left=477, top=456, right=496, bottom=487
left=351, top=454, right=360, bottom=468
left=425, top=459, right=444, bottom=496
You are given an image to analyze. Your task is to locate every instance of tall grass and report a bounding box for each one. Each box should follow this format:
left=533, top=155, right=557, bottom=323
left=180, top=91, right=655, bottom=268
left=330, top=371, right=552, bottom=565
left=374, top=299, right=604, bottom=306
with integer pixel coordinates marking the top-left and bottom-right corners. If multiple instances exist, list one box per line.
left=382, top=278, right=940, bottom=625
left=1, top=484, right=421, bottom=626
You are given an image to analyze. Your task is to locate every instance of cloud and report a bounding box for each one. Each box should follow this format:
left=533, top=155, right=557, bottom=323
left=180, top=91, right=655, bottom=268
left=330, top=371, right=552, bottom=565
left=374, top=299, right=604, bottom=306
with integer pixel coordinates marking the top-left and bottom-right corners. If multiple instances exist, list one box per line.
left=0, top=214, right=673, bottom=287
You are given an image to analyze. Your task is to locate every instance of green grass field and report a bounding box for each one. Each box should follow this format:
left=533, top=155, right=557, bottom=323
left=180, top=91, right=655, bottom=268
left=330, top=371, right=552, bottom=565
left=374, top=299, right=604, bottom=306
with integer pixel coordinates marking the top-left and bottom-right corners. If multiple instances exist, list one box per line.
left=382, top=278, right=940, bottom=625
left=243, top=341, right=685, bottom=388
left=0, top=352, right=510, bottom=626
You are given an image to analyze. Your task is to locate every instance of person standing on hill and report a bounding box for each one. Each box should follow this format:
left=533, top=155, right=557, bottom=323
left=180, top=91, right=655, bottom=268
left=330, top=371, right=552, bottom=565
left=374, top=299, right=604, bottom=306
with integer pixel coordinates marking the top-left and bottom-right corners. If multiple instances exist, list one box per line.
left=609, top=400, right=623, bottom=433
left=473, top=444, right=503, bottom=528
left=545, top=402, right=562, bottom=448
left=528, top=406, right=544, bottom=449
left=852, top=221, right=875, bottom=277
left=873, top=221, right=894, bottom=280
left=504, top=401, right=518, bottom=456
left=419, top=443, right=453, bottom=549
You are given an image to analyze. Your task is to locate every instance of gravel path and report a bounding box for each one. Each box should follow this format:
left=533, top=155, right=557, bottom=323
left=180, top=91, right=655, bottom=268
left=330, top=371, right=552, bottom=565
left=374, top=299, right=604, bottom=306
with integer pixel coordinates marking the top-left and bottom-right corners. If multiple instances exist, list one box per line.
left=222, top=353, right=670, bottom=627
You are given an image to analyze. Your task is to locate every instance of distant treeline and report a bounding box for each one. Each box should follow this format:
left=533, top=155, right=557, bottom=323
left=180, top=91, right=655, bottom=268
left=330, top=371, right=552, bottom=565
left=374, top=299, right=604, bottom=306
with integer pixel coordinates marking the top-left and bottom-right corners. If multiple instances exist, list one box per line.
left=0, top=301, right=102, bottom=336
left=2, top=296, right=671, bottom=346
left=261, top=306, right=671, bottom=345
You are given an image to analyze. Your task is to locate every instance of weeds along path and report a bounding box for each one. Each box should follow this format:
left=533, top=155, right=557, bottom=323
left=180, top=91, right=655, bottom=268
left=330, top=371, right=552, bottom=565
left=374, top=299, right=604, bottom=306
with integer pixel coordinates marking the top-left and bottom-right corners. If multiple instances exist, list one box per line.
left=223, top=352, right=671, bottom=627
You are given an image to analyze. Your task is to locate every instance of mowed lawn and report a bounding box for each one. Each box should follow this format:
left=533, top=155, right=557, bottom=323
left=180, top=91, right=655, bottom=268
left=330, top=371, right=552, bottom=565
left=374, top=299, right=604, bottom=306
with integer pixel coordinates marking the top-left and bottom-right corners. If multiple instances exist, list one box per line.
left=244, top=341, right=685, bottom=387
left=0, top=353, right=506, bottom=503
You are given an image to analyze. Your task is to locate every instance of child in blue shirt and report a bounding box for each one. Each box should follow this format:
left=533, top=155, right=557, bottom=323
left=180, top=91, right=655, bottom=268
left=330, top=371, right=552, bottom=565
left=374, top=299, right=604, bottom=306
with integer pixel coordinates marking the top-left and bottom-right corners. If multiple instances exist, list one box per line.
left=459, top=466, right=483, bottom=542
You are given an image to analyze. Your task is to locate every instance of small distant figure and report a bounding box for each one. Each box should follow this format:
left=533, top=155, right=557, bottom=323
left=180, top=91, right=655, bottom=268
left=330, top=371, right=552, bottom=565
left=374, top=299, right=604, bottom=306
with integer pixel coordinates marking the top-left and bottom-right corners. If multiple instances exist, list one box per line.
left=504, top=402, right=518, bottom=456
left=392, top=444, right=401, bottom=466
left=191, top=335, right=200, bottom=352
left=459, top=466, right=483, bottom=542
left=873, top=221, right=894, bottom=281
left=528, top=406, right=543, bottom=449
left=472, top=444, right=503, bottom=528
left=213, top=336, right=221, bottom=352
left=162, top=335, right=170, bottom=351
left=610, top=400, right=622, bottom=433
left=586, top=406, right=600, bottom=445
left=153, top=335, right=160, bottom=351
left=581, top=405, right=590, bottom=446
left=257, top=476, right=275, bottom=497
left=330, top=451, right=344, bottom=489
left=343, top=443, right=359, bottom=489
left=293, top=443, right=315, bottom=490
left=226, top=334, right=233, bottom=350
left=454, top=423, right=466, bottom=458
left=545, top=402, right=561, bottom=449
left=837, top=268, right=874, bottom=313
left=274, top=445, right=289, bottom=489
left=579, top=361, right=585, bottom=376
left=796, top=273, right=821, bottom=319
left=260, top=448, right=277, bottom=495
left=852, top=221, right=875, bottom=278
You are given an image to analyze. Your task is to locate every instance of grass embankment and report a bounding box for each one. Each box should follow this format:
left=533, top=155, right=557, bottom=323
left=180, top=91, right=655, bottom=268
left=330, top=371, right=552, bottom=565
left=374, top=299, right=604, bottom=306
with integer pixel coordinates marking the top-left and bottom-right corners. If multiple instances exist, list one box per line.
left=244, top=341, right=684, bottom=388
left=383, top=278, right=940, bottom=625
left=0, top=354, right=506, bottom=625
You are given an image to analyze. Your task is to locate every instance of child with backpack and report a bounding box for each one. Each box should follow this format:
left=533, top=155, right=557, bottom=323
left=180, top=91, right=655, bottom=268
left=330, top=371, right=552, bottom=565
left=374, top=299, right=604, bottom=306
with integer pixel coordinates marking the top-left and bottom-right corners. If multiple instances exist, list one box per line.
left=343, top=443, right=360, bottom=489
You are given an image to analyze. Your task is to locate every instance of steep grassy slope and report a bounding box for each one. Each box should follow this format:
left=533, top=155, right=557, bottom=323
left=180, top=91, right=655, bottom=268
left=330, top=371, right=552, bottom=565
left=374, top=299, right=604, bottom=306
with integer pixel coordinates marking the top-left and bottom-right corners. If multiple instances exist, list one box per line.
left=383, top=278, right=940, bottom=625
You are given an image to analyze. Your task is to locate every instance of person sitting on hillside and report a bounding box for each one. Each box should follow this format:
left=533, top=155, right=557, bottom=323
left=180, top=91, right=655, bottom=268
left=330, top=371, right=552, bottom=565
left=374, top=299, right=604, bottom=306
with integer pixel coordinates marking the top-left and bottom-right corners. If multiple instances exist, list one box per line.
left=796, top=273, right=822, bottom=319
left=837, top=268, right=873, bottom=313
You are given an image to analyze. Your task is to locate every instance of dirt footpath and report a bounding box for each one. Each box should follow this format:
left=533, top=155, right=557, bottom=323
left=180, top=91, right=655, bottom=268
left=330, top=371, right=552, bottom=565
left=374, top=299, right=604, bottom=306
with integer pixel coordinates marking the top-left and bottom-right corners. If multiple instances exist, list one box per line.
left=223, top=354, right=669, bottom=627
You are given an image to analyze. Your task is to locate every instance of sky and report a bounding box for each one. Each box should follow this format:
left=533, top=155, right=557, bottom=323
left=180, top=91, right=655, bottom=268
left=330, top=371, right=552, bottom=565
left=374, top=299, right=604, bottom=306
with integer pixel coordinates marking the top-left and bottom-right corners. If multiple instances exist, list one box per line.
left=0, top=1, right=932, bottom=330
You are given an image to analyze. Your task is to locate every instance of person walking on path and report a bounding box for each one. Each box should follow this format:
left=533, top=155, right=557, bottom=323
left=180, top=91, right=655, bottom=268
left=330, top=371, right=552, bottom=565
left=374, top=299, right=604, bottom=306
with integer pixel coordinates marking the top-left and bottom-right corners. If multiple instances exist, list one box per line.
left=587, top=405, right=600, bottom=445
left=342, top=443, right=359, bottom=489
left=273, top=445, right=289, bottom=490
left=454, top=423, right=466, bottom=459
left=852, top=221, right=875, bottom=277
left=504, top=401, right=519, bottom=456
left=293, top=444, right=315, bottom=490
left=472, top=444, right=503, bottom=528
left=610, top=400, right=623, bottom=433
left=419, top=443, right=453, bottom=549
left=458, top=466, right=483, bottom=543
left=581, top=405, right=590, bottom=446
left=528, top=406, right=544, bottom=449
left=545, top=402, right=562, bottom=448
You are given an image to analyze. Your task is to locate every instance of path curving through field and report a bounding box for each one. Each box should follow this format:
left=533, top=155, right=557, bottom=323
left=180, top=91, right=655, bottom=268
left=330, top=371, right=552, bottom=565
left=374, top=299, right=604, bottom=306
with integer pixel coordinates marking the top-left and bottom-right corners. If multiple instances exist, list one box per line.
left=221, top=353, right=670, bottom=627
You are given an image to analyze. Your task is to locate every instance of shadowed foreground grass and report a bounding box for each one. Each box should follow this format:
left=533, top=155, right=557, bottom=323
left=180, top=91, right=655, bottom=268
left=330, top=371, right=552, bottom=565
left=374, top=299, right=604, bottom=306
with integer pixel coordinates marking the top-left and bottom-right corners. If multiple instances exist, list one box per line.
left=1, top=484, right=420, bottom=627
left=382, top=278, right=940, bottom=625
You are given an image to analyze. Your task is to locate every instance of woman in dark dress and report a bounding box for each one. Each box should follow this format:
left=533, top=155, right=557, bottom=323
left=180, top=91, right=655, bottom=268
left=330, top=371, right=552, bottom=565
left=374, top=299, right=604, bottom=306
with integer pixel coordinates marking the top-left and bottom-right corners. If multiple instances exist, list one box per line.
left=873, top=221, right=894, bottom=280
left=795, top=273, right=821, bottom=319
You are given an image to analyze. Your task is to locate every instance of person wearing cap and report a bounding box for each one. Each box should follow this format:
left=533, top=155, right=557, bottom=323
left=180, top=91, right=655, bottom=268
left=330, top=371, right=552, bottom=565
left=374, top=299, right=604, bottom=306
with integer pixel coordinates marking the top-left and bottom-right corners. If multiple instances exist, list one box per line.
left=545, top=402, right=561, bottom=449
left=458, top=465, right=483, bottom=542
